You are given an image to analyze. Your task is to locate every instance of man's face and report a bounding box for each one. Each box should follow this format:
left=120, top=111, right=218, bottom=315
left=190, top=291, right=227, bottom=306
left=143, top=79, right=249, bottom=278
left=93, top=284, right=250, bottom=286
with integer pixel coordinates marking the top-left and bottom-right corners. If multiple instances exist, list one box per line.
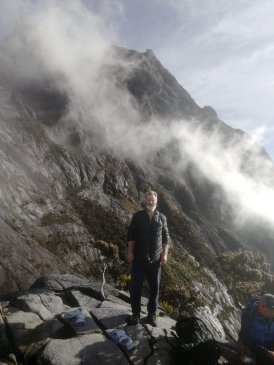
left=263, top=307, right=274, bottom=319
left=145, top=194, right=157, bottom=210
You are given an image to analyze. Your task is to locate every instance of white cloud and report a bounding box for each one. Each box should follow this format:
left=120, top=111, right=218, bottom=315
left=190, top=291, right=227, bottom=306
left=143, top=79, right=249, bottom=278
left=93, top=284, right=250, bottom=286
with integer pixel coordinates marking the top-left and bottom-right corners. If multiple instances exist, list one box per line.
left=249, top=125, right=274, bottom=150
left=171, top=122, right=274, bottom=227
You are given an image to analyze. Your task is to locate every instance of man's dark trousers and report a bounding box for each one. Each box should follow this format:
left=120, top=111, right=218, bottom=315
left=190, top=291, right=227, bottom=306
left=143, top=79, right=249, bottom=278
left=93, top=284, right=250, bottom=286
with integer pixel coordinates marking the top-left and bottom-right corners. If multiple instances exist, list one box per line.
left=130, top=259, right=161, bottom=317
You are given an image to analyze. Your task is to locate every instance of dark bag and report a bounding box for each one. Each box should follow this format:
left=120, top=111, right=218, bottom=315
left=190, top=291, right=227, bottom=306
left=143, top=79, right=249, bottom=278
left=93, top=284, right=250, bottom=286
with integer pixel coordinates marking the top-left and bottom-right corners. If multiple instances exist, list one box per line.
left=173, top=316, right=221, bottom=365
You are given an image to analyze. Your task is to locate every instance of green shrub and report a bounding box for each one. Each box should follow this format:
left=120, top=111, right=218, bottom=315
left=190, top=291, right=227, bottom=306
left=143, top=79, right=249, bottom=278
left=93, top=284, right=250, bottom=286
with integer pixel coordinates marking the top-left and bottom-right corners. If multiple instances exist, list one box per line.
left=217, top=249, right=274, bottom=303
left=234, top=281, right=264, bottom=303
left=93, top=240, right=119, bottom=259
left=160, top=300, right=175, bottom=316
left=116, top=274, right=131, bottom=291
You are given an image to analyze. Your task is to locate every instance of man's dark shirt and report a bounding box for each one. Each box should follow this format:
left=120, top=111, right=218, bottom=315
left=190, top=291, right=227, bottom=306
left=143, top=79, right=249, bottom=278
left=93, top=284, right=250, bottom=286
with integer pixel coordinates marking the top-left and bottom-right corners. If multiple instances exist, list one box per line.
left=127, top=209, right=170, bottom=262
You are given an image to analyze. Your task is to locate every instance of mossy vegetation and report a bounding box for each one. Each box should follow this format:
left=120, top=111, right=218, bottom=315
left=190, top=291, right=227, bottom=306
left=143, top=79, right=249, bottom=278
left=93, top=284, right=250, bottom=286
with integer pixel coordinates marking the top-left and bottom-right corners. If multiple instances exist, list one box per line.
left=93, top=240, right=119, bottom=259
left=116, top=273, right=131, bottom=291
left=40, top=212, right=75, bottom=226
left=217, top=249, right=274, bottom=304
left=160, top=243, right=210, bottom=316
left=159, top=300, right=175, bottom=315
left=70, top=195, right=128, bottom=259
left=116, top=196, right=140, bottom=214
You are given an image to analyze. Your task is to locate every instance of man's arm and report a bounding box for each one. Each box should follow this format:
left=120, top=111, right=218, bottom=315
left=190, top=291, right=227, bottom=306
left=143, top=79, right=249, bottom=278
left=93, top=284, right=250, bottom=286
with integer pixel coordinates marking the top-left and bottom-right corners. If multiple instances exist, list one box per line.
left=161, top=243, right=169, bottom=264
left=127, top=241, right=135, bottom=264
left=161, top=215, right=170, bottom=264
left=127, top=214, right=136, bottom=264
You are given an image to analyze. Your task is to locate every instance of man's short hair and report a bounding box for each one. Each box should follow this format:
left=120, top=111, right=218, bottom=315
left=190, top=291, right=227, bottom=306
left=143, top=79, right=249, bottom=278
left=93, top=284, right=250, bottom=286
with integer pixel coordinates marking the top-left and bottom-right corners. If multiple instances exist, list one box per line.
left=144, top=190, right=157, bottom=198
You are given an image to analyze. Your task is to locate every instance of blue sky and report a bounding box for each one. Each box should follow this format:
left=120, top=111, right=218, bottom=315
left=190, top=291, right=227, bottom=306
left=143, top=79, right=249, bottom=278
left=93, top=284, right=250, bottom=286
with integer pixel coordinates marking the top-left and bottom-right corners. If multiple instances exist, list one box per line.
left=112, top=0, right=274, bottom=159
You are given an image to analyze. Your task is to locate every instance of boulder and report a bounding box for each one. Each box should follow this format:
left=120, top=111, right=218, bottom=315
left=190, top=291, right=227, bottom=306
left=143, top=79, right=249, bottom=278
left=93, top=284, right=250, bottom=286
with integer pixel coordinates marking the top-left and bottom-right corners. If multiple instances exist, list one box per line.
left=31, top=274, right=119, bottom=299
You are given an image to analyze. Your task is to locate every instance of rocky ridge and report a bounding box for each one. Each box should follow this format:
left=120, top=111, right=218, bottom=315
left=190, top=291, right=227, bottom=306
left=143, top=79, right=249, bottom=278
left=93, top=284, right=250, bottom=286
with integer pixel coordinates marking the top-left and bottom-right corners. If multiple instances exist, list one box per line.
left=0, top=274, right=240, bottom=365
left=0, top=274, right=179, bottom=365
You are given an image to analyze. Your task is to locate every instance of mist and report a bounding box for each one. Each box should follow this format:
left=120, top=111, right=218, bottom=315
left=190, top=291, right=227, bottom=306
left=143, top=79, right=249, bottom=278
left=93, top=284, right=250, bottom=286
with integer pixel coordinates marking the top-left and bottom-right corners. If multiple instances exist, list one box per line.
left=171, top=122, right=274, bottom=227
left=1, top=0, right=274, bottom=229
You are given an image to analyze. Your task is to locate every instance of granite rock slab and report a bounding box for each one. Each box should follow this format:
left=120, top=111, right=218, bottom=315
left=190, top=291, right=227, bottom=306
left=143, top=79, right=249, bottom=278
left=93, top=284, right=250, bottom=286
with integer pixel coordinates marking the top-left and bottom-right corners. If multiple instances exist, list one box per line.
left=91, top=301, right=131, bottom=329
left=9, top=291, right=66, bottom=319
left=123, top=324, right=152, bottom=364
left=38, top=334, right=129, bottom=365
left=7, top=310, right=65, bottom=358
left=68, top=290, right=102, bottom=310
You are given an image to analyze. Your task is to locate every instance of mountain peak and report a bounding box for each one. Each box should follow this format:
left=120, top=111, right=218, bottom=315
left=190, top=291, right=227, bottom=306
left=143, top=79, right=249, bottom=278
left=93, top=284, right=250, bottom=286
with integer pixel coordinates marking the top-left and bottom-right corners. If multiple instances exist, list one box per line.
left=144, top=48, right=156, bottom=58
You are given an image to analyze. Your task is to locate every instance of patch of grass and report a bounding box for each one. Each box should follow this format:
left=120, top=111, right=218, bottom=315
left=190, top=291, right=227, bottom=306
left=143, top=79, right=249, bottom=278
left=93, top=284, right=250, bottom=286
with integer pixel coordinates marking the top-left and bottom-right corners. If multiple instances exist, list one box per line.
left=160, top=300, right=176, bottom=316
left=40, top=212, right=75, bottom=226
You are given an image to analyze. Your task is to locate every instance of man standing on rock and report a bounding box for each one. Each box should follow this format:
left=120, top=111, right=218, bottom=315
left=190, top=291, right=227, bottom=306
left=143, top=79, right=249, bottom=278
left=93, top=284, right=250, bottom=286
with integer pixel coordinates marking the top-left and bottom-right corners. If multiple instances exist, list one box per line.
left=126, top=190, right=170, bottom=327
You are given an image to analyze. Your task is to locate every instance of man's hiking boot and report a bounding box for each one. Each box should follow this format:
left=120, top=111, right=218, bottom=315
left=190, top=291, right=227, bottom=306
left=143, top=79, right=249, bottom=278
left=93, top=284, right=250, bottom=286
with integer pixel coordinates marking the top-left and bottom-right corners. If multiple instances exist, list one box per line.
left=145, top=315, right=157, bottom=327
left=127, top=314, right=140, bottom=325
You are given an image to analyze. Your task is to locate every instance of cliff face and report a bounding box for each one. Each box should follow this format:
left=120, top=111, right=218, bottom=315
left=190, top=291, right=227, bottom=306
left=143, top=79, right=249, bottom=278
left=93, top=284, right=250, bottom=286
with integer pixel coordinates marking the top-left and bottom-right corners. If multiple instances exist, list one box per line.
left=0, top=47, right=273, bottom=340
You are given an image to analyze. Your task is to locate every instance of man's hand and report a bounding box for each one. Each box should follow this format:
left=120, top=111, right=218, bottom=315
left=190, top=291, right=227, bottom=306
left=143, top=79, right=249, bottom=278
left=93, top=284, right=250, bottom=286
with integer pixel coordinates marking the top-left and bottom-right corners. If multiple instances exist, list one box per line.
left=267, top=351, right=274, bottom=362
left=160, top=253, right=168, bottom=264
left=127, top=251, right=134, bottom=264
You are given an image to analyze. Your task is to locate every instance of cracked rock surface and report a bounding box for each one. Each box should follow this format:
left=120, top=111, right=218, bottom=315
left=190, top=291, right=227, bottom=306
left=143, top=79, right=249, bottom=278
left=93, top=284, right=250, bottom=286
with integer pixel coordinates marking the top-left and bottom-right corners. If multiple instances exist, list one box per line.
left=0, top=274, right=177, bottom=365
